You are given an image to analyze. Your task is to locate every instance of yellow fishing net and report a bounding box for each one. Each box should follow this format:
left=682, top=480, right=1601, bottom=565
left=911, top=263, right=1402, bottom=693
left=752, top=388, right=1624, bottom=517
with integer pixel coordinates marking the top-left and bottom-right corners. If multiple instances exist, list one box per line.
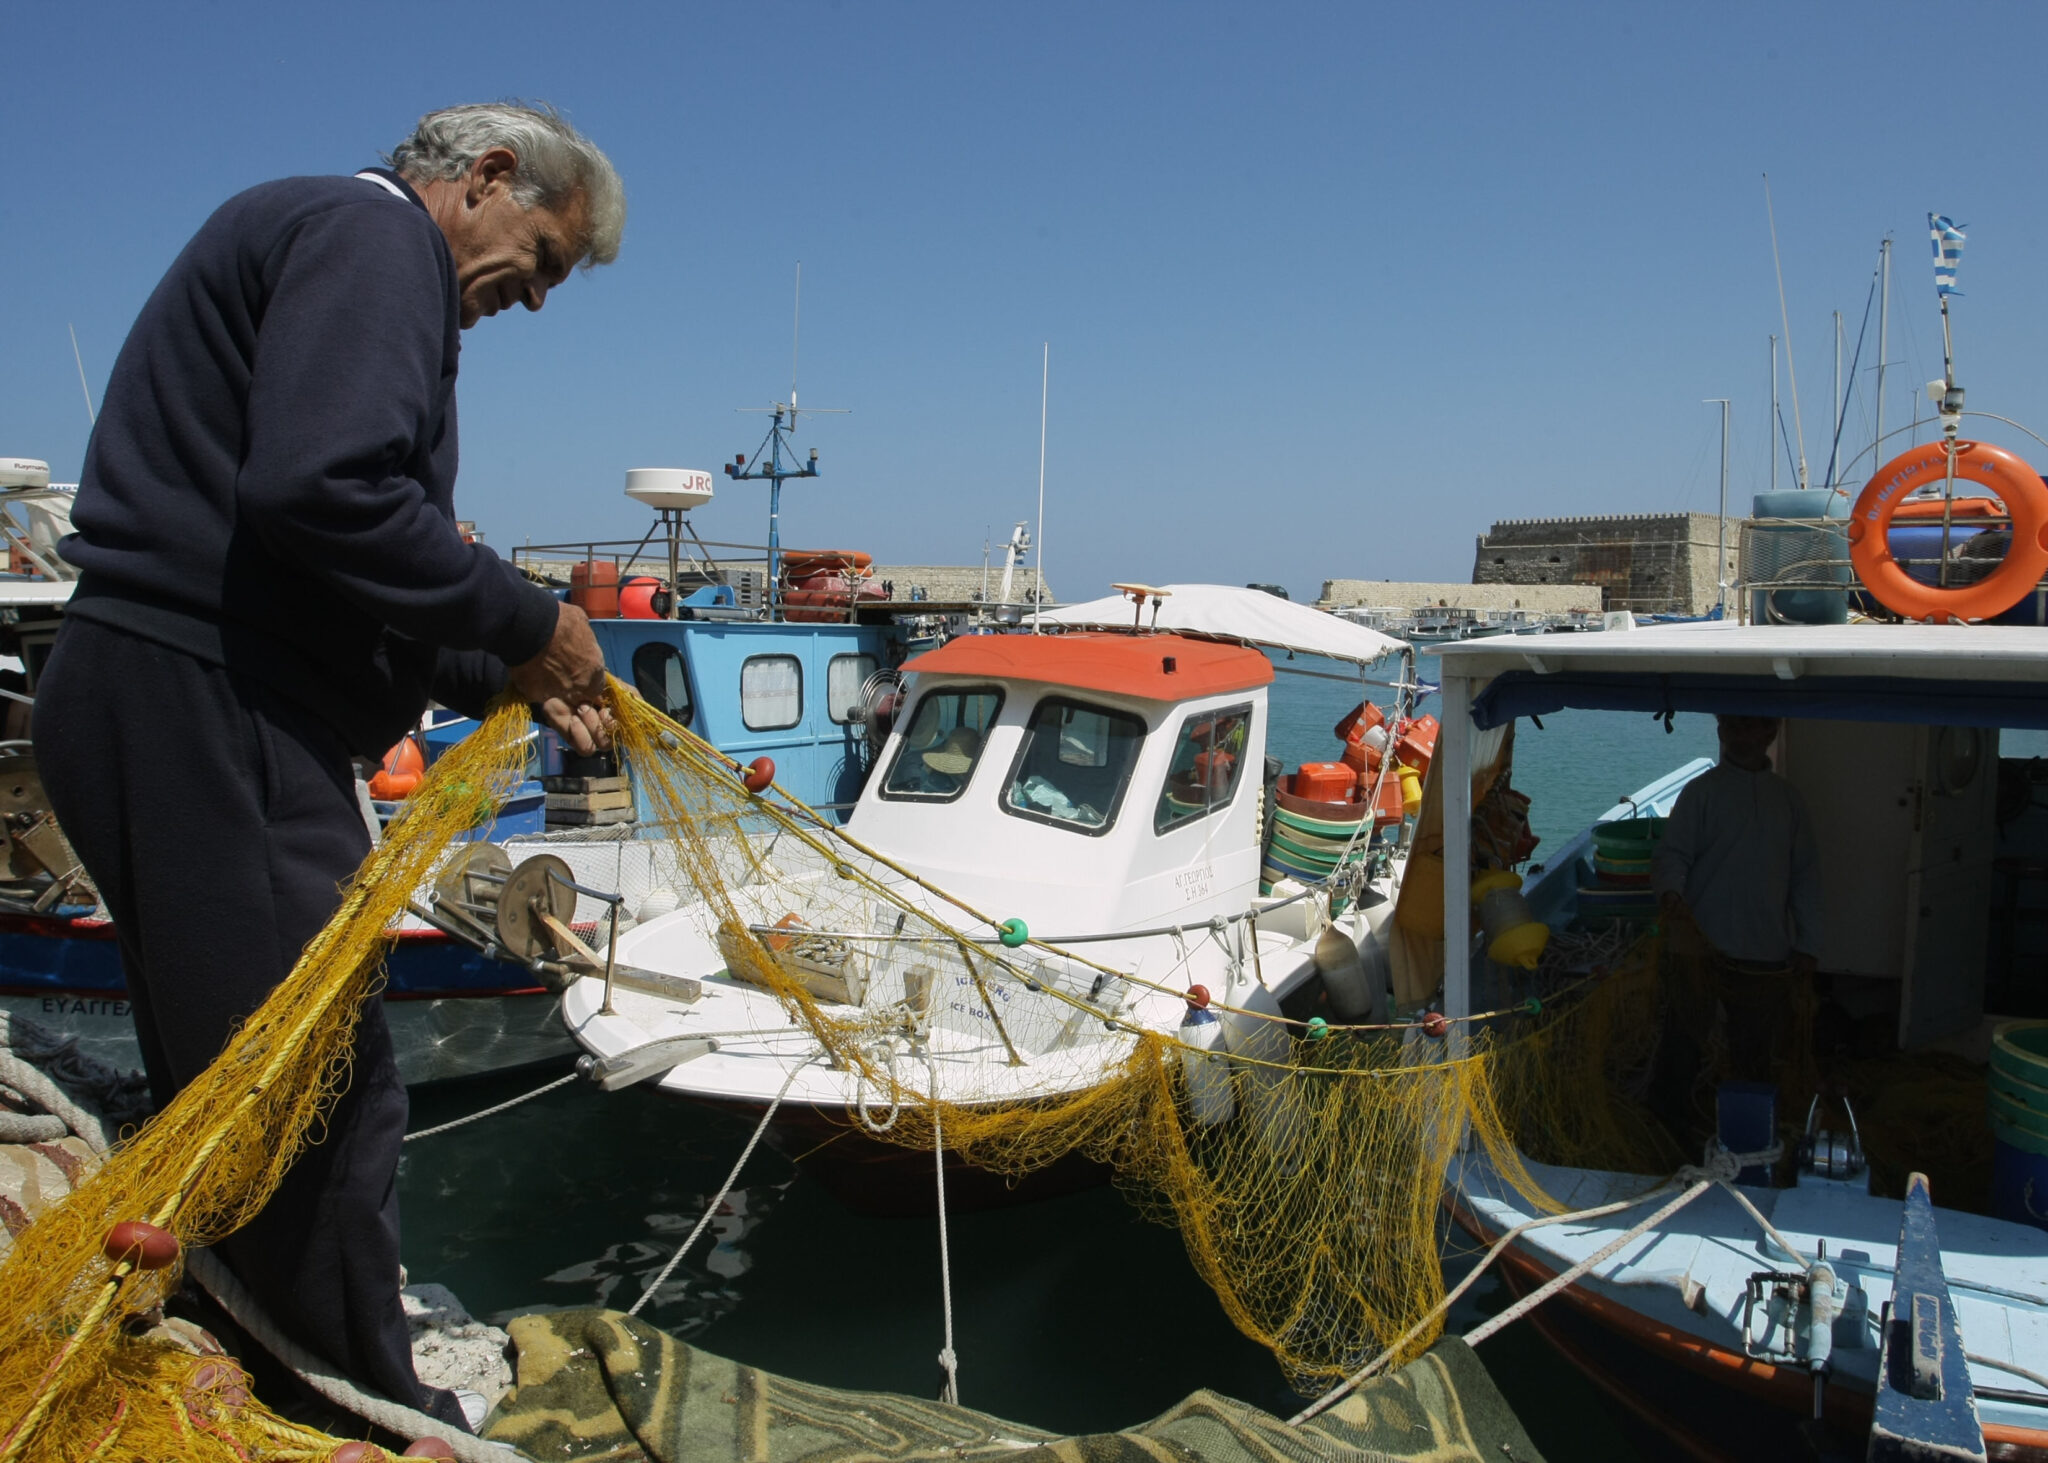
left=0, top=681, right=1676, bottom=1457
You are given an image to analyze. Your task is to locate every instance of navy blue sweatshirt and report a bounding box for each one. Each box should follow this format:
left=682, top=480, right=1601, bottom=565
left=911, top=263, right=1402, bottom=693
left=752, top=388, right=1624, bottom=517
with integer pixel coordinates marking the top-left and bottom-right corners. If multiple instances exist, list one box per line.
left=62, top=169, right=561, bottom=755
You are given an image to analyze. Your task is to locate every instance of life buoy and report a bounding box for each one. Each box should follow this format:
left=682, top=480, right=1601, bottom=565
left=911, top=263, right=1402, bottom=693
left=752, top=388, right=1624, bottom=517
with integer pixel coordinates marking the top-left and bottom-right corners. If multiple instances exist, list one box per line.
left=1848, top=440, right=2048, bottom=622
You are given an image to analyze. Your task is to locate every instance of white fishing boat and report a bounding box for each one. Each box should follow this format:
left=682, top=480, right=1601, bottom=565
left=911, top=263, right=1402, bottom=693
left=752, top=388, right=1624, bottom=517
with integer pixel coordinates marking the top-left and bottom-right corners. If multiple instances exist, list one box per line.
left=557, top=584, right=1420, bottom=1209
left=1426, top=619, right=2048, bottom=1460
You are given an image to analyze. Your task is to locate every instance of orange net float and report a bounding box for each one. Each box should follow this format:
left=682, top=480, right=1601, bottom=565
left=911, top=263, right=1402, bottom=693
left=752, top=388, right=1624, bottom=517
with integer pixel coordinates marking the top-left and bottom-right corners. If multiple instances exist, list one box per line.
left=1848, top=439, right=2048, bottom=623
left=365, top=736, right=424, bottom=800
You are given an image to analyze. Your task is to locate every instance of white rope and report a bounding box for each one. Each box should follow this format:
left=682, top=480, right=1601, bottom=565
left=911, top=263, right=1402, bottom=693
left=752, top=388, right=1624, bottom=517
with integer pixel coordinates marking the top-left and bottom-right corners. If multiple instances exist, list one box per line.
left=185, top=1248, right=521, bottom=1463
left=0, top=1049, right=113, bottom=1154
left=626, top=1059, right=809, bottom=1318
left=403, top=1072, right=579, bottom=1144
left=1458, top=1180, right=1714, bottom=1350
left=1966, top=1351, right=2048, bottom=1394
left=931, top=1054, right=959, bottom=1405
left=854, top=1042, right=902, bottom=1133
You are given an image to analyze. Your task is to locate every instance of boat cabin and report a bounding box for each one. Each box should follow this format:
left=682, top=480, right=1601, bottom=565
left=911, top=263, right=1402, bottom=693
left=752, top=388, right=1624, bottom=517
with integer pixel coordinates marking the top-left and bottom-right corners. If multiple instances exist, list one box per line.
left=848, top=631, right=1274, bottom=935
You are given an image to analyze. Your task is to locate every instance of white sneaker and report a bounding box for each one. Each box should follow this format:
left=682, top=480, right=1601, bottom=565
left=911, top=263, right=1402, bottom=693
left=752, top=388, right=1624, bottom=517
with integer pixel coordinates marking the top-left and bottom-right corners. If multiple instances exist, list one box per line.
left=456, top=1390, right=489, bottom=1431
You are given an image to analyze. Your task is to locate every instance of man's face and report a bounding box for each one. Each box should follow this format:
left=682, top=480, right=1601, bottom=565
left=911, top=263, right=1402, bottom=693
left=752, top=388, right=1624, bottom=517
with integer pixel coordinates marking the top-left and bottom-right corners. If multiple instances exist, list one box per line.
left=1717, top=715, right=1779, bottom=770
left=428, top=147, right=588, bottom=329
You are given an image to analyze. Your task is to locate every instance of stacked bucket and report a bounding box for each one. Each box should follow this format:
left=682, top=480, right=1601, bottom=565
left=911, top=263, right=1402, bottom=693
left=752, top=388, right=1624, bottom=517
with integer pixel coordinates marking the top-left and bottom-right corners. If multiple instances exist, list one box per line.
left=1990, top=1020, right=2048, bottom=1231
left=1577, top=816, right=1666, bottom=923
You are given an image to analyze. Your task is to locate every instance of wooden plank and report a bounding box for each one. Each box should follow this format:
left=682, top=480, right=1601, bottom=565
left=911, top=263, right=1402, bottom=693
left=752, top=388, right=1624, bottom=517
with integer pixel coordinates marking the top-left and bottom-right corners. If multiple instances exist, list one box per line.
left=545, top=789, right=635, bottom=812
left=541, top=775, right=629, bottom=794
left=544, top=806, right=635, bottom=826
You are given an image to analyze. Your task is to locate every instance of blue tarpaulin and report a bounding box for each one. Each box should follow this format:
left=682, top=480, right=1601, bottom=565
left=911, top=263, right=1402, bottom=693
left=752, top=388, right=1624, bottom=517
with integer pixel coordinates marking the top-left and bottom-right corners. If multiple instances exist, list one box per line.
left=1468, top=671, right=2048, bottom=732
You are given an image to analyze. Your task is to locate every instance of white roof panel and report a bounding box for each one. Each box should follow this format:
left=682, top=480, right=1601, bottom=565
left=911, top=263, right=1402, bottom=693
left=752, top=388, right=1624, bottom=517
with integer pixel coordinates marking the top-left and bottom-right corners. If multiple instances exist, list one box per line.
left=1434, top=620, right=2048, bottom=684
left=1041, top=584, right=1405, bottom=667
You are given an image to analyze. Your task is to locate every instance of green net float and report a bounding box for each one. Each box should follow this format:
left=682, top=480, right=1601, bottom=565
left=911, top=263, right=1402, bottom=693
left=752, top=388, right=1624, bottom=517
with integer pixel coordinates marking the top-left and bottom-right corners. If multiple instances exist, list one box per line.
left=997, top=918, right=1029, bottom=948
left=1305, top=1016, right=1330, bottom=1041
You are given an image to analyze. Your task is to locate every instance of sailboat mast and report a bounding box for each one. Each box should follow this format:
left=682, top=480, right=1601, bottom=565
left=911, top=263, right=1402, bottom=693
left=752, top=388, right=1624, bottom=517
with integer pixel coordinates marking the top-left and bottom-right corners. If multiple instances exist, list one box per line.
left=1769, top=334, right=1778, bottom=496
left=1875, top=238, right=1891, bottom=476
left=1831, top=311, right=1842, bottom=490
left=1032, top=343, right=1049, bottom=633
left=1706, top=397, right=1731, bottom=612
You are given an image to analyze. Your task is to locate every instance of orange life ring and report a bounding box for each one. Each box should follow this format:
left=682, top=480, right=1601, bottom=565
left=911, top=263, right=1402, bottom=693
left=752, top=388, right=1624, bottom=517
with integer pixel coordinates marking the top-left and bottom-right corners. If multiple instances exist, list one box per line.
left=1848, top=440, right=2048, bottom=623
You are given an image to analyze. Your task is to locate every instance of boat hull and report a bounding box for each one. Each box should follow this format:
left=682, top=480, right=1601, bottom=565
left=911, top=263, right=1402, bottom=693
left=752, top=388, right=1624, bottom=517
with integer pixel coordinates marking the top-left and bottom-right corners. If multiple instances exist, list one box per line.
left=0, top=914, right=573, bottom=1086
left=1446, top=1192, right=2048, bottom=1462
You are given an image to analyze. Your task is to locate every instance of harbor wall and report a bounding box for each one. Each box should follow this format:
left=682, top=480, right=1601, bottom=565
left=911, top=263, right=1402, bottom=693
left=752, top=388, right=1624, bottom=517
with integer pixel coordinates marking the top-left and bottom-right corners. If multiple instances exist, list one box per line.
left=1470, top=512, right=1739, bottom=615
left=1316, top=579, right=1601, bottom=613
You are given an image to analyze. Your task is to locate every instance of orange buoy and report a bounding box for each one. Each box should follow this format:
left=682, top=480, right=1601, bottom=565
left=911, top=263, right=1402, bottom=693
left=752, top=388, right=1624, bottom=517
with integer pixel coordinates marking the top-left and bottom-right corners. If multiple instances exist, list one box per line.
left=1848, top=440, right=2048, bottom=622
left=742, top=756, right=775, bottom=793
left=402, top=1440, right=459, bottom=1459
left=103, top=1220, right=179, bottom=1270
left=367, top=735, right=425, bottom=800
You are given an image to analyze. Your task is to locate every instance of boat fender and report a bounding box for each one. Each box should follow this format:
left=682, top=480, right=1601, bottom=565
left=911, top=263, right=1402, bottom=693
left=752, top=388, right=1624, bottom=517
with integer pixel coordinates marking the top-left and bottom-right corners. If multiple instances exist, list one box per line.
left=1396, top=763, right=1423, bottom=819
left=1178, top=994, right=1235, bottom=1126
left=1219, top=981, right=1303, bottom=1163
left=1803, top=1257, right=1840, bottom=1383
left=635, top=886, right=682, bottom=923
left=741, top=756, right=775, bottom=794
left=1313, top=924, right=1377, bottom=1021
left=103, top=1220, right=178, bottom=1270
left=997, top=917, right=1029, bottom=948
left=1473, top=876, right=1550, bottom=970
left=1848, top=439, right=2048, bottom=622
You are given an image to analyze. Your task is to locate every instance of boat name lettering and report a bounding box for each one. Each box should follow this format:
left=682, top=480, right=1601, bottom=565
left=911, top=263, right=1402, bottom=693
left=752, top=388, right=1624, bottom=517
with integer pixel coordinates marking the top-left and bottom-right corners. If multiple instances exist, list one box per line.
left=41, top=997, right=129, bottom=1018
left=1176, top=864, right=1214, bottom=903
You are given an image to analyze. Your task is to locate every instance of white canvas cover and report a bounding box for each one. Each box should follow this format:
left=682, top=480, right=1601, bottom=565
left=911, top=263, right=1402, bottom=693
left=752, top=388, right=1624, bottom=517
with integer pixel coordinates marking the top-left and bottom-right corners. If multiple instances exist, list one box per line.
left=1040, top=584, right=1404, bottom=667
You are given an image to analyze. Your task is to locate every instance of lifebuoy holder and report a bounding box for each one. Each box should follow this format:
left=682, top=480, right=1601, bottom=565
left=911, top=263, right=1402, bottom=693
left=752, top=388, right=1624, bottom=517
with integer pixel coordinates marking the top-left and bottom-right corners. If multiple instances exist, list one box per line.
left=1847, top=439, right=2048, bottom=623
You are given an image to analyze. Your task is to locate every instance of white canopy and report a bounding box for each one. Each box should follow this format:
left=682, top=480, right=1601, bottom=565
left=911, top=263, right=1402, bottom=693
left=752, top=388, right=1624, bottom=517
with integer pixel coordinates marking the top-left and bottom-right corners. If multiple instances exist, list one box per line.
left=1040, top=584, right=1405, bottom=667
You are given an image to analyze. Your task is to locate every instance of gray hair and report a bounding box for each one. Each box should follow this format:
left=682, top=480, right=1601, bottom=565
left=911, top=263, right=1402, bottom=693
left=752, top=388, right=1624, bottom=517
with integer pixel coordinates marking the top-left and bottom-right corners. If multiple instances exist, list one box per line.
left=388, top=102, right=625, bottom=266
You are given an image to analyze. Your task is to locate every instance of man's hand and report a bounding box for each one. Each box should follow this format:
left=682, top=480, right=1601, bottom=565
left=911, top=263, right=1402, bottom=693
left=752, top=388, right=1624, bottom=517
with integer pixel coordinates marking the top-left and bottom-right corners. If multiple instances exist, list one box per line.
left=508, top=602, right=610, bottom=753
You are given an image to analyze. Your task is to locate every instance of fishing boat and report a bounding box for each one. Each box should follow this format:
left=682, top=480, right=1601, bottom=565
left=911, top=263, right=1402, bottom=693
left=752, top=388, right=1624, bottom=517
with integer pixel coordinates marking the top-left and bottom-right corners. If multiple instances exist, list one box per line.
left=1424, top=618, right=2048, bottom=1460
left=555, top=584, right=1420, bottom=1211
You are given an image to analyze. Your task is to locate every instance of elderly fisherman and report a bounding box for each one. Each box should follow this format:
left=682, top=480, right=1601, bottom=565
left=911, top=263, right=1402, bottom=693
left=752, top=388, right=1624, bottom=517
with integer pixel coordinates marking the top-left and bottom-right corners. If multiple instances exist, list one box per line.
left=1652, top=714, right=1825, bottom=1112
left=34, top=103, right=624, bottom=1428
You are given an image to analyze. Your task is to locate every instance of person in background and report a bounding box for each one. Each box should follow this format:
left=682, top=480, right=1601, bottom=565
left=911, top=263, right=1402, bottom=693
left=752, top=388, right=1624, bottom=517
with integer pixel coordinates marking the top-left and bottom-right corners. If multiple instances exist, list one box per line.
left=33, top=103, right=625, bottom=1430
left=1651, top=714, right=1824, bottom=1125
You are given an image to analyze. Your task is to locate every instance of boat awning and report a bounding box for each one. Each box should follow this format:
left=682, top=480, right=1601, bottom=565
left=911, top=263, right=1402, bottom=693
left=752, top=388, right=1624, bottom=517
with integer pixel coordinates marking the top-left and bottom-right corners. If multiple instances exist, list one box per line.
left=1039, top=584, right=1405, bottom=667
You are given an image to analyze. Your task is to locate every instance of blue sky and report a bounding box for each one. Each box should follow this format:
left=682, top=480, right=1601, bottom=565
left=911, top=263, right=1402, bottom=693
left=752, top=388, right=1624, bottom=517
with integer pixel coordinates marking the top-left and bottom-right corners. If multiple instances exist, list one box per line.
left=8, top=2, right=2048, bottom=603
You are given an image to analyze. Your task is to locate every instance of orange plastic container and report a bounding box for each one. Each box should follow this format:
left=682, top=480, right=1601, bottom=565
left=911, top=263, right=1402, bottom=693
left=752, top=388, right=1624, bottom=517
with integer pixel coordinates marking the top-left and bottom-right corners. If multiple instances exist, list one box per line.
left=1294, top=761, right=1355, bottom=801
left=569, top=559, right=620, bottom=618
left=1397, top=714, right=1440, bottom=777
left=1370, top=772, right=1406, bottom=827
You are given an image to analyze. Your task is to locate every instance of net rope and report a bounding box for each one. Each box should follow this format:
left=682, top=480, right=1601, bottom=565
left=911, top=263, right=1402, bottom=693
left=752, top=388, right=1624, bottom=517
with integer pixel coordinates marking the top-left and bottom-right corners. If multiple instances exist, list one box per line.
left=0, top=680, right=1677, bottom=1457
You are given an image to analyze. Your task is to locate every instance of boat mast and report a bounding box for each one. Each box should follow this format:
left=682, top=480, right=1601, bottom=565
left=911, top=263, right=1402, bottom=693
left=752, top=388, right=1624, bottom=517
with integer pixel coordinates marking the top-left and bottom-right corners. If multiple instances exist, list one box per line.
left=1831, top=311, right=1842, bottom=490
left=1769, top=334, right=1778, bottom=496
left=1874, top=237, right=1891, bottom=478
left=1764, top=175, right=1810, bottom=489
left=1705, top=397, right=1731, bottom=612
left=1032, top=342, right=1049, bottom=633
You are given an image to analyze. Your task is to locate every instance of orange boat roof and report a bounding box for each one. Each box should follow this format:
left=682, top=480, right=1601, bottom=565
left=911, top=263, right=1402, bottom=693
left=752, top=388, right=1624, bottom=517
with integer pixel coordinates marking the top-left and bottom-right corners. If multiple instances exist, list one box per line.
left=903, top=632, right=1273, bottom=702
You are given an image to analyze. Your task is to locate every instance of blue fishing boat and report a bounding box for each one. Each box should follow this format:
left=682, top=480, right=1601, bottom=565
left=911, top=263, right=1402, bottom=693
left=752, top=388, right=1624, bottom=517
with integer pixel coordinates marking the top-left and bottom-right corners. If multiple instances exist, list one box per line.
left=1418, top=620, right=2048, bottom=1460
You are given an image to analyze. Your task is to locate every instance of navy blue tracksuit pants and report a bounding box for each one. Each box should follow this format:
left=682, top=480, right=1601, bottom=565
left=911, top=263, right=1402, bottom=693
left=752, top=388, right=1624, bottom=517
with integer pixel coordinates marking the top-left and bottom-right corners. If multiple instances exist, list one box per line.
left=33, top=616, right=464, bottom=1429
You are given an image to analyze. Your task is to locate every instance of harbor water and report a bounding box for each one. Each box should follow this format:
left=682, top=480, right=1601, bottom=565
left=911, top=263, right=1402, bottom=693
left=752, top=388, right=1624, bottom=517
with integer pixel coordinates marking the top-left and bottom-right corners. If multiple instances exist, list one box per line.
left=397, top=658, right=1716, bottom=1459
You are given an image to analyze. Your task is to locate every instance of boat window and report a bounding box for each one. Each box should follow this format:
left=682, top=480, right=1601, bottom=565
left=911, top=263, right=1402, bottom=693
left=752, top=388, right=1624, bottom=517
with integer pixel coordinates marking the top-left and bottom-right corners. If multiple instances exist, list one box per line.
left=827, top=653, right=879, bottom=725
left=1155, top=703, right=1253, bottom=834
left=1002, top=697, right=1147, bottom=835
left=880, top=687, right=1004, bottom=802
left=629, top=642, right=694, bottom=728
left=740, top=654, right=802, bottom=731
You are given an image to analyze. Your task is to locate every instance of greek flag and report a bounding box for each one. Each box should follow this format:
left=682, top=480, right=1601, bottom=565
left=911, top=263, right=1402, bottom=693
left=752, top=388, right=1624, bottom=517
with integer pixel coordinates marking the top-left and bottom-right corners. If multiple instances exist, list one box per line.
left=1930, top=214, right=1966, bottom=297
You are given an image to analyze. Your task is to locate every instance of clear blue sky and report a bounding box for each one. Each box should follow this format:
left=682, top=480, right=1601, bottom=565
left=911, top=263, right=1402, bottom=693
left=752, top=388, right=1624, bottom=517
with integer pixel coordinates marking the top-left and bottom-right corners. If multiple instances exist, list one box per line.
left=8, top=2, right=2048, bottom=603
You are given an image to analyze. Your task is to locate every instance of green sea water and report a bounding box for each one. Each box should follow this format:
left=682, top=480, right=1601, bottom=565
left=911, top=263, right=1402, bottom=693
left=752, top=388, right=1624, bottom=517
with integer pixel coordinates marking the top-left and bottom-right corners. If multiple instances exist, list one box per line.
left=397, top=662, right=1718, bottom=1458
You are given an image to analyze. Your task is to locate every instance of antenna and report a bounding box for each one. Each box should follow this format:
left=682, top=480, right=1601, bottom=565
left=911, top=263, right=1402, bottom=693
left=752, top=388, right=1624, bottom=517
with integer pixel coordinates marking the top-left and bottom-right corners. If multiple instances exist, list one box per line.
left=791, top=261, right=801, bottom=414
left=68, top=324, right=96, bottom=427
left=1032, top=342, right=1049, bottom=633
left=1763, top=174, right=1809, bottom=489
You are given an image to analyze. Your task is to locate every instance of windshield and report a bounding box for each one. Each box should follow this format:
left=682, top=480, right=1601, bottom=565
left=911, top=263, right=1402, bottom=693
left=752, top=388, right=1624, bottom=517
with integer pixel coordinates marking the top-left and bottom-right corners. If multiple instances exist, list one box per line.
left=880, top=687, right=1004, bottom=801
left=1003, top=697, right=1147, bottom=833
